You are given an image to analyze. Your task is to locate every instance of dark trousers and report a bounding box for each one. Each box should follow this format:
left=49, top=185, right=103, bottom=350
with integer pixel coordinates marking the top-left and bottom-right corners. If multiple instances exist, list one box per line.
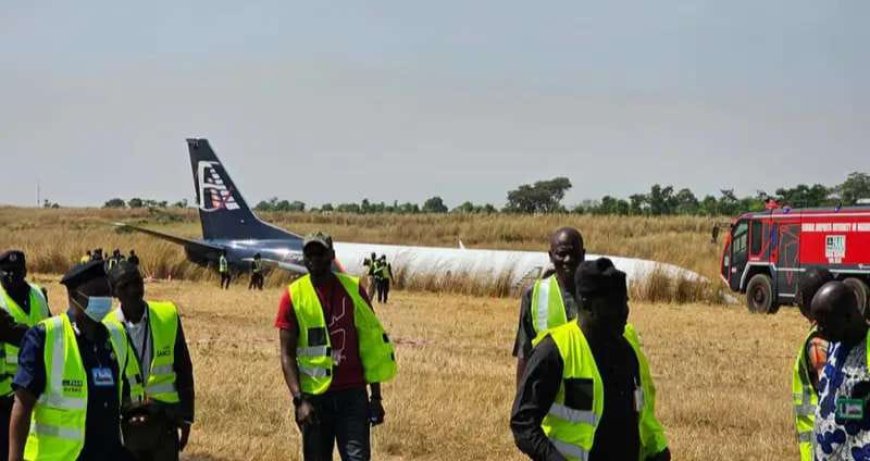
left=220, top=272, right=231, bottom=289
left=0, top=396, right=12, bottom=461
left=249, top=273, right=264, bottom=290
left=300, top=388, right=371, bottom=461
left=376, top=279, right=390, bottom=303
left=125, top=419, right=180, bottom=461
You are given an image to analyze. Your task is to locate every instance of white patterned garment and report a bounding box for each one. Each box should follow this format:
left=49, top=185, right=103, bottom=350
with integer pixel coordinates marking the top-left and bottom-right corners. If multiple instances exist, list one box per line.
left=814, top=339, right=870, bottom=461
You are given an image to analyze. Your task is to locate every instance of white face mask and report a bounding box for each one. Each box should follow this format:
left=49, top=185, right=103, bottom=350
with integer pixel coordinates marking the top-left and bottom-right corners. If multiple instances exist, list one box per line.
left=75, top=295, right=114, bottom=322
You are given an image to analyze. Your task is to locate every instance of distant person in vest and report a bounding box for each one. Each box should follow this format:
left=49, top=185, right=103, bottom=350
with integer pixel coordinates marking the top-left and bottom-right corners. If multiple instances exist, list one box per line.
left=79, top=250, right=91, bottom=265
left=128, top=250, right=140, bottom=267
left=374, top=255, right=392, bottom=304
left=108, top=249, right=126, bottom=271
left=513, top=227, right=585, bottom=385
left=511, top=258, right=670, bottom=461
left=249, top=253, right=264, bottom=291
left=276, top=232, right=397, bottom=461
left=106, top=261, right=195, bottom=461
left=793, top=267, right=834, bottom=461
left=9, top=261, right=135, bottom=461
left=364, top=252, right=377, bottom=298
left=810, top=281, right=870, bottom=460
left=219, top=251, right=231, bottom=289
left=0, top=251, right=51, bottom=461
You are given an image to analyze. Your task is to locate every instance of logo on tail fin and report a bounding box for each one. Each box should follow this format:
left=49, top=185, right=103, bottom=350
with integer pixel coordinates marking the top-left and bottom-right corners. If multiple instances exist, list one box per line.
left=197, top=161, right=240, bottom=212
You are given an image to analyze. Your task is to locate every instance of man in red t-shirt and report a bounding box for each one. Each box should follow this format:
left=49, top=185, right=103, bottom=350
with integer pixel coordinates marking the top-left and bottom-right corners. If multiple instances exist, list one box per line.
left=276, top=233, right=386, bottom=461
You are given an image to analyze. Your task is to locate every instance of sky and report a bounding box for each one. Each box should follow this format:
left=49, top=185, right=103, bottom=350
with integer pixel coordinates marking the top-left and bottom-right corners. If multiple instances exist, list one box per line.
left=1, top=1, right=868, bottom=208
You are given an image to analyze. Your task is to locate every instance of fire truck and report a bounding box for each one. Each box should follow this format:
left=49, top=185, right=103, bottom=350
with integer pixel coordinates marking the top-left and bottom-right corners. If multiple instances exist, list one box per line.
left=720, top=206, right=870, bottom=314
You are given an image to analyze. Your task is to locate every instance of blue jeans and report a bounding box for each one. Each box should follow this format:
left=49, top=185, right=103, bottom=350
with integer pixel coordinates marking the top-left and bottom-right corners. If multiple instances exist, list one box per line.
left=300, top=387, right=371, bottom=461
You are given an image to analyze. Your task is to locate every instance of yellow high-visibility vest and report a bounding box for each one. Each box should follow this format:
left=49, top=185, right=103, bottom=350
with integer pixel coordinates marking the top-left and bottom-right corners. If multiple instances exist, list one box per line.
left=793, top=327, right=819, bottom=461
left=24, top=315, right=133, bottom=461
left=529, top=276, right=568, bottom=336
left=0, top=283, right=50, bottom=396
left=288, top=273, right=397, bottom=395
left=103, top=301, right=180, bottom=405
left=533, top=322, right=669, bottom=461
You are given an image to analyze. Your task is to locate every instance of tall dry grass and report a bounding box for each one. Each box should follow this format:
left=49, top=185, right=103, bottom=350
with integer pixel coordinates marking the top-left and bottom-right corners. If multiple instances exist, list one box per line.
left=0, top=207, right=727, bottom=301
left=28, top=276, right=799, bottom=460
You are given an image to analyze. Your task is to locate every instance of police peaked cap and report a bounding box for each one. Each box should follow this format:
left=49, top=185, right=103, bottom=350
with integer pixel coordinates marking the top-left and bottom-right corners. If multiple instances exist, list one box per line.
left=60, top=260, right=108, bottom=291
left=0, top=250, right=26, bottom=269
left=0, top=250, right=25, bottom=269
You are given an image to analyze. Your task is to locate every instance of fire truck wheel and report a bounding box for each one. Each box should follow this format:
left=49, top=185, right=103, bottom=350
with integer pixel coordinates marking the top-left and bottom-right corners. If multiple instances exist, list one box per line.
left=746, top=273, right=777, bottom=314
left=843, top=278, right=869, bottom=318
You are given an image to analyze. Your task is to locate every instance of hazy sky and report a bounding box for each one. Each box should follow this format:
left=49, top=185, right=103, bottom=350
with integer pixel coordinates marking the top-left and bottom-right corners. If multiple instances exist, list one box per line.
left=1, top=1, right=867, bottom=208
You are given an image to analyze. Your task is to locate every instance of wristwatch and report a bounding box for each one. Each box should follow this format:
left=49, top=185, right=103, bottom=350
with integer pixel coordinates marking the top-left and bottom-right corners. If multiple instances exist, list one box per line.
left=292, top=392, right=304, bottom=407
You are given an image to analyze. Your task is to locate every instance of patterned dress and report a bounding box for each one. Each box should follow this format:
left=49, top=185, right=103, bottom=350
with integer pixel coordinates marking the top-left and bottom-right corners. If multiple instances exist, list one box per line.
left=815, top=339, right=870, bottom=461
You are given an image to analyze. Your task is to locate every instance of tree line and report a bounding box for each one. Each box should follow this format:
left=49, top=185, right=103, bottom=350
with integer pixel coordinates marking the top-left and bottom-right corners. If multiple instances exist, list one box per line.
left=103, top=198, right=189, bottom=209
left=102, top=171, right=869, bottom=217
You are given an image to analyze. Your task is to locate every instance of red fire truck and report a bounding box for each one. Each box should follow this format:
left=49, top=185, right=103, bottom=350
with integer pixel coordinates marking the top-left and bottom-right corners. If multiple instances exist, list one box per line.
left=720, top=206, right=870, bottom=314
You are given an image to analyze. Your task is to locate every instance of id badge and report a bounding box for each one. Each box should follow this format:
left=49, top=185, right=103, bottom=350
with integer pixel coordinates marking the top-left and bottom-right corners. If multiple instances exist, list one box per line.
left=836, top=397, right=865, bottom=421
left=92, top=367, right=115, bottom=387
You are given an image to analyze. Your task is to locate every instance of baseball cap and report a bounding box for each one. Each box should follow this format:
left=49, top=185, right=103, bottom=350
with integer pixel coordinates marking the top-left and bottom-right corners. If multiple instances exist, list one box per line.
left=303, top=232, right=333, bottom=251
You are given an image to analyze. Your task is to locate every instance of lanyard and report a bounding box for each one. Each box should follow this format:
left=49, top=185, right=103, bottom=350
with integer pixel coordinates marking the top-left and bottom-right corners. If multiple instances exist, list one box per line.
left=126, top=312, right=151, bottom=385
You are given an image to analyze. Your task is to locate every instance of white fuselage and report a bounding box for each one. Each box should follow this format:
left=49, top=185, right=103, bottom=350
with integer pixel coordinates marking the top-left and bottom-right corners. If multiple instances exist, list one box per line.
left=333, top=242, right=701, bottom=286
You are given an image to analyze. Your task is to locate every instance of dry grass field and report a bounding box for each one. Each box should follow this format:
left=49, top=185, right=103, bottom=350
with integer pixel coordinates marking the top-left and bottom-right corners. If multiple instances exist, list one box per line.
left=25, top=275, right=802, bottom=461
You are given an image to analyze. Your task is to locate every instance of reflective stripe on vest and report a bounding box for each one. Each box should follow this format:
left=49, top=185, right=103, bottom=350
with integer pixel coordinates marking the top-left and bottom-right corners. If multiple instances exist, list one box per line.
left=0, top=283, right=50, bottom=396
left=288, top=273, right=397, bottom=395
left=219, top=257, right=228, bottom=272
left=792, top=327, right=820, bottom=461
left=550, top=439, right=589, bottom=461
left=534, top=322, right=669, bottom=461
left=549, top=403, right=598, bottom=425
left=530, top=276, right=567, bottom=336
left=297, top=346, right=330, bottom=358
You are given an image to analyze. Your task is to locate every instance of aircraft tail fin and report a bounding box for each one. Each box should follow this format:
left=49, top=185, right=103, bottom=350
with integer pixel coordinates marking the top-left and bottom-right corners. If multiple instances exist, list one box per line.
left=187, top=138, right=302, bottom=241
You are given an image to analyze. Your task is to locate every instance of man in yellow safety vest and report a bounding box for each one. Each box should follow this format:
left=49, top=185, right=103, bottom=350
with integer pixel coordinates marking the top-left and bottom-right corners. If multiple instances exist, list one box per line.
left=511, top=258, right=670, bottom=461
left=792, top=267, right=834, bottom=460
left=0, top=251, right=51, bottom=461
left=276, top=232, right=397, bottom=461
left=9, top=260, right=136, bottom=461
left=107, top=261, right=195, bottom=461
left=249, top=253, right=264, bottom=291
left=513, top=227, right=585, bottom=385
left=219, top=251, right=230, bottom=289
